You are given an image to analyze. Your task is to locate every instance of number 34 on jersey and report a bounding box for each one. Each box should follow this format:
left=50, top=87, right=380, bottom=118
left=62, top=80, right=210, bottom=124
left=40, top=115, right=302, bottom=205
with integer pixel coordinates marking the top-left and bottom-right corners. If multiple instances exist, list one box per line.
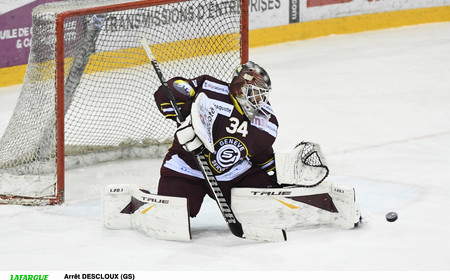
left=226, top=117, right=248, bottom=137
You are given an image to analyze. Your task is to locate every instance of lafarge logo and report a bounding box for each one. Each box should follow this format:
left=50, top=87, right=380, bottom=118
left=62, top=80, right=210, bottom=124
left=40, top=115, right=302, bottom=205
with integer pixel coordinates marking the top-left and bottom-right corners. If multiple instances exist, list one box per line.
left=209, top=137, right=248, bottom=173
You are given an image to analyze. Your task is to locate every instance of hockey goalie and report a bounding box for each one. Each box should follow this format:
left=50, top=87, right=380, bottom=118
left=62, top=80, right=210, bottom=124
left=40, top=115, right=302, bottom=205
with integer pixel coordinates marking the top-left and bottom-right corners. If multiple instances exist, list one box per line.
left=102, top=61, right=361, bottom=241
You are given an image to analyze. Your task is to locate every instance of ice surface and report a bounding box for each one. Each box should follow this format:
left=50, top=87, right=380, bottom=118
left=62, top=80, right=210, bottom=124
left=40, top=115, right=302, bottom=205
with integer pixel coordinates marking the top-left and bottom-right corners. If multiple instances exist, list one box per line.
left=1, top=22, right=450, bottom=274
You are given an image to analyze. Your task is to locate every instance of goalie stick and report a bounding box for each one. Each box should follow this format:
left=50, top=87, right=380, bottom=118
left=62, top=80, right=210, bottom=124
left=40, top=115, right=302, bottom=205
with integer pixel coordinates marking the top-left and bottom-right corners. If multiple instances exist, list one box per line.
left=140, top=38, right=246, bottom=239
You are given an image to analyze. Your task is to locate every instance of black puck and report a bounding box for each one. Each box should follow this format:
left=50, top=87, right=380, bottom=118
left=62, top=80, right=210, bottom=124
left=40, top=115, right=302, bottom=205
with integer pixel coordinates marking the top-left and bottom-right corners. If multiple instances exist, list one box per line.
left=386, top=212, right=398, bottom=222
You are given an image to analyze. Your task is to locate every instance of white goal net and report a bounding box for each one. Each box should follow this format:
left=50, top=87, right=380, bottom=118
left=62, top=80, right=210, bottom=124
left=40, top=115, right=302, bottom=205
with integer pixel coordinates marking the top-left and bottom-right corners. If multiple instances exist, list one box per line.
left=0, top=0, right=247, bottom=205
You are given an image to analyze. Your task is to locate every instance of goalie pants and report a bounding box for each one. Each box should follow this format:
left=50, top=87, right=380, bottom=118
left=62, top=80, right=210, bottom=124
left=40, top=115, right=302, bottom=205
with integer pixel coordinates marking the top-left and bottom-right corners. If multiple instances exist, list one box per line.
left=157, top=165, right=279, bottom=218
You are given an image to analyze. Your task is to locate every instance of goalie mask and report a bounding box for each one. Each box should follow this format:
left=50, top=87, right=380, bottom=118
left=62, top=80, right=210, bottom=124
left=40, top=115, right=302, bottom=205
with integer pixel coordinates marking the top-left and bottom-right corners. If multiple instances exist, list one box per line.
left=230, top=61, right=272, bottom=121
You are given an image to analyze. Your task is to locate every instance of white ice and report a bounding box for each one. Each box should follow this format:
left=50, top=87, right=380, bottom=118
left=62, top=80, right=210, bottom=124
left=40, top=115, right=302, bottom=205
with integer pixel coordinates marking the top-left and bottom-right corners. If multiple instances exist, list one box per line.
left=1, top=22, right=450, bottom=274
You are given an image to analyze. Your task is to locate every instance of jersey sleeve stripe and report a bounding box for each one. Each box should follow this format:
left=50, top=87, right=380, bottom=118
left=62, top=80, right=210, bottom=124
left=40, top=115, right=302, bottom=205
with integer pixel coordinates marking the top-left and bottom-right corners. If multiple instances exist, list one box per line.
left=160, top=102, right=185, bottom=118
left=258, top=157, right=275, bottom=168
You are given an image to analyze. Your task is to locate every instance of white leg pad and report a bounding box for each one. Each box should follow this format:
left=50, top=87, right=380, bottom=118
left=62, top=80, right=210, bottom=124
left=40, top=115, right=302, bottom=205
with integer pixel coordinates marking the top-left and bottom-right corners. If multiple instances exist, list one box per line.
left=328, top=183, right=361, bottom=229
left=101, top=184, right=135, bottom=230
left=231, top=182, right=360, bottom=231
left=102, top=184, right=191, bottom=241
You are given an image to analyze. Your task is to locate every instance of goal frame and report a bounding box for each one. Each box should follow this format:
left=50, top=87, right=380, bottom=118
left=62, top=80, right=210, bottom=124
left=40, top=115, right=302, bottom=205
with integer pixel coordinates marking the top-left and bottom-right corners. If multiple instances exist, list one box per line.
left=1, top=0, right=249, bottom=205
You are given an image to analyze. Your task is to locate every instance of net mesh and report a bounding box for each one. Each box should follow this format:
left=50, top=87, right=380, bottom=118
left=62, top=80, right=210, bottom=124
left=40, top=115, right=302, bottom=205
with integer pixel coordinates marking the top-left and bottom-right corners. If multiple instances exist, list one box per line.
left=301, top=143, right=323, bottom=167
left=0, top=0, right=243, bottom=203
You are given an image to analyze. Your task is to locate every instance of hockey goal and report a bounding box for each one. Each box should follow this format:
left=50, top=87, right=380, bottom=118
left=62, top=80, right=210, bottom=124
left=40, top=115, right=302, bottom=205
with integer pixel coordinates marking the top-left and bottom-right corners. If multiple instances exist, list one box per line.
left=0, top=0, right=248, bottom=205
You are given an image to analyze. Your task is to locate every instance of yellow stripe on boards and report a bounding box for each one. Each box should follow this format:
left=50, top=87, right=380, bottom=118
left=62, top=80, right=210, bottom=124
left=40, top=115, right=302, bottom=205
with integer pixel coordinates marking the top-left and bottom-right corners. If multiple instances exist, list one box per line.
left=0, top=33, right=240, bottom=87
left=250, top=6, right=450, bottom=47
left=0, top=64, right=28, bottom=87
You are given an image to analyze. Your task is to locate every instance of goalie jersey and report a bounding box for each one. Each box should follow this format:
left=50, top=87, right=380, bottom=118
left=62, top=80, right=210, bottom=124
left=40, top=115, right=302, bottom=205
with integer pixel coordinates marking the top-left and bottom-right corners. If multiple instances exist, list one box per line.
left=154, top=75, right=279, bottom=184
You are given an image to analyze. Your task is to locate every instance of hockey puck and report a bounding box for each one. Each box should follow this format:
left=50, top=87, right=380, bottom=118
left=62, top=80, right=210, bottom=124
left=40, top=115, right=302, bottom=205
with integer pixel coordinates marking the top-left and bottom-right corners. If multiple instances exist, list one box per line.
left=386, top=212, right=398, bottom=222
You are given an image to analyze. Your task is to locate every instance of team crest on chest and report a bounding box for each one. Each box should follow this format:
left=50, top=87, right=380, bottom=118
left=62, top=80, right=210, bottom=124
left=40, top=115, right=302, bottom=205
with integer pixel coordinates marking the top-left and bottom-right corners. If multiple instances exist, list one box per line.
left=209, top=137, right=248, bottom=173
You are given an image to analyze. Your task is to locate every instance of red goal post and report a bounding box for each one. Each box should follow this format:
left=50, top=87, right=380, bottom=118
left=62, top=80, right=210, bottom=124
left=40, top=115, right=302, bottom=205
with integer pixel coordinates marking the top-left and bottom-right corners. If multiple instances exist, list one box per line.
left=0, top=0, right=249, bottom=205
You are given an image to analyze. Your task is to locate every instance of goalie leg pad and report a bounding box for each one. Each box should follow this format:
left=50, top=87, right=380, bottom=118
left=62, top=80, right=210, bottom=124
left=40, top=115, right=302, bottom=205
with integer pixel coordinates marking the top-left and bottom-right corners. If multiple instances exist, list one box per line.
left=102, top=184, right=191, bottom=241
left=328, top=183, right=361, bottom=229
left=231, top=182, right=360, bottom=230
left=101, top=184, right=135, bottom=230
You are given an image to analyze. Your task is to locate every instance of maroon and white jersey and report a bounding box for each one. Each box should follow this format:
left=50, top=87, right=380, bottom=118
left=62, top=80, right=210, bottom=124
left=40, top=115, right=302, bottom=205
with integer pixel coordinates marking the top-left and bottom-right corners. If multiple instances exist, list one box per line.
left=154, top=75, right=278, bottom=182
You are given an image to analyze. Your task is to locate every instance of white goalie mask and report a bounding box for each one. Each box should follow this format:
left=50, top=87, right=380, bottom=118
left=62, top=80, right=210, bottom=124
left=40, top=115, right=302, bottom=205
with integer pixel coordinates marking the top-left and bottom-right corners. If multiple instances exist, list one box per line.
left=230, top=61, right=272, bottom=121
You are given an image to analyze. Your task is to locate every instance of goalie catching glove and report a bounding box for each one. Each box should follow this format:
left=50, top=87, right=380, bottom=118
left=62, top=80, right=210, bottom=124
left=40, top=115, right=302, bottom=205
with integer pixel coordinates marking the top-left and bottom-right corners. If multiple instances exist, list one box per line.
left=175, top=92, right=217, bottom=153
left=276, top=141, right=329, bottom=187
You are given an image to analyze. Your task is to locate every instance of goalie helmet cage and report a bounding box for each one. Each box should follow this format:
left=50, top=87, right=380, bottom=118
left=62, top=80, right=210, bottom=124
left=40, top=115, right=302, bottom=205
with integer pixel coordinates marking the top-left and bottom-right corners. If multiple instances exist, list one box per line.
left=0, top=0, right=249, bottom=205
